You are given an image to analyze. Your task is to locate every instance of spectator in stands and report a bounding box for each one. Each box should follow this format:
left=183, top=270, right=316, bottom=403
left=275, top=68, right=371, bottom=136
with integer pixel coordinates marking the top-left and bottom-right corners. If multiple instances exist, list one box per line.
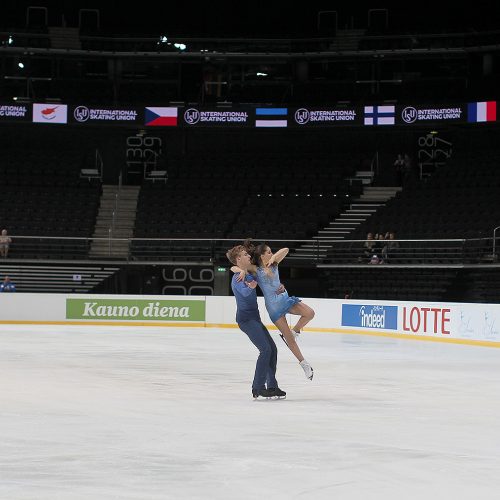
left=385, top=231, right=400, bottom=261
left=363, top=232, right=375, bottom=260
left=372, top=233, right=383, bottom=257
left=369, top=254, right=383, bottom=265
left=0, top=276, right=16, bottom=292
left=394, top=154, right=405, bottom=185
left=403, top=153, right=415, bottom=184
left=0, top=229, right=12, bottom=258
left=378, top=233, right=388, bottom=261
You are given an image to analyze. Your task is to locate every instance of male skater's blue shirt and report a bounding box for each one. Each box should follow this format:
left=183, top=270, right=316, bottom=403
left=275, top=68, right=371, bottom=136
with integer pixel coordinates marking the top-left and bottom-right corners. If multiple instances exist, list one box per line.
left=231, top=274, right=260, bottom=324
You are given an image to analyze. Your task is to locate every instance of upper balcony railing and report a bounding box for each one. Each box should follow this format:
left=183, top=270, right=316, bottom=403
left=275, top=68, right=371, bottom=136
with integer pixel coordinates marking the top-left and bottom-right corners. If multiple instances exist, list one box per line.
left=3, top=235, right=500, bottom=267
left=2, top=29, right=500, bottom=57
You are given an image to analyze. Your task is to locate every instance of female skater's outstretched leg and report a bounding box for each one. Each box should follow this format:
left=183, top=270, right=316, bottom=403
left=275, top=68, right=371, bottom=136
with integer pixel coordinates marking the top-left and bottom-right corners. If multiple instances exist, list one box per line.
left=274, top=316, right=314, bottom=380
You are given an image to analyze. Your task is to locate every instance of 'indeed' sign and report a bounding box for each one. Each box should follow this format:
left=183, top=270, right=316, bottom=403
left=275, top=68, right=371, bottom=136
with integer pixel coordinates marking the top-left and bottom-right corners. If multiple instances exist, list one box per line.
left=342, top=304, right=398, bottom=330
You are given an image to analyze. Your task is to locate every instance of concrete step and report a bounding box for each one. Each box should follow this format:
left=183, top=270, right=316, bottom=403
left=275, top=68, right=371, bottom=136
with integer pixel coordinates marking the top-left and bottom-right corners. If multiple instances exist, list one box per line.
left=318, top=230, right=351, bottom=234
left=93, top=232, right=133, bottom=239
left=90, top=250, right=128, bottom=259
left=335, top=216, right=366, bottom=221
left=90, top=249, right=129, bottom=256
left=96, top=213, right=137, bottom=220
left=350, top=203, right=383, bottom=208
left=93, top=225, right=132, bottom=231
left=329, top=221, right=362, bottom=225
left=363, top=186, right=402, bottom=192
left=103, top=185, right=140, bottom=191
left=313, top=236, right=345, bottom=240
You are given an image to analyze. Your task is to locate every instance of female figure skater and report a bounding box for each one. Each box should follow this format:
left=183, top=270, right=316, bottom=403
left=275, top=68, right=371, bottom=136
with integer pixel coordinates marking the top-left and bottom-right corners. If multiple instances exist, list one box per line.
left=231, top=241, right=315, bottom=380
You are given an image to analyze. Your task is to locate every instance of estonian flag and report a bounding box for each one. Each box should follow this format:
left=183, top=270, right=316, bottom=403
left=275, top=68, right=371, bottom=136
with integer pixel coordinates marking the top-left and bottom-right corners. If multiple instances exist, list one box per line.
left=364, top=105, right=395, bottom=125
left=467, top=101, right=496, bottom=122
left=255, top=108, right=288, bottom=127
left=145, top=107, right=178, bottom=126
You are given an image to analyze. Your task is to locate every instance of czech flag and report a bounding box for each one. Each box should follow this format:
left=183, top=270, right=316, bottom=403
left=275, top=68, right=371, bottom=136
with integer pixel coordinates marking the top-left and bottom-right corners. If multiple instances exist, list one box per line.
left=145, top=107, right=178, bottom=126
left=467, top=101, right=496, bottom=122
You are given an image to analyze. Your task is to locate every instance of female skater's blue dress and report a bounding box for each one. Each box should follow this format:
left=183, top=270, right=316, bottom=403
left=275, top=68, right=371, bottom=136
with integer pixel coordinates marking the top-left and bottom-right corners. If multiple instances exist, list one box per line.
left=255, top=265, right=301, bottom=323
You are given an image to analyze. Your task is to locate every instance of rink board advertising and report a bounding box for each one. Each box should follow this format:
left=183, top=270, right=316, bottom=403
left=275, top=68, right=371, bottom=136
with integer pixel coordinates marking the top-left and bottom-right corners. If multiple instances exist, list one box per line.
left=66, top=298, right=206, bottom=322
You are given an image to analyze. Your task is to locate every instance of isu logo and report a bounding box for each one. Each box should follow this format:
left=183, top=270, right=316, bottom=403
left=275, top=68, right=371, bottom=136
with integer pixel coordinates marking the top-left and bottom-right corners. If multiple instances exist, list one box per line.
left=402, top=107, right=418, bottom=123
left=295, top=108, right=310, bottom=124
left=74, top=106, right=90, bottom=122
left=184, top=108, right=200, bottom=125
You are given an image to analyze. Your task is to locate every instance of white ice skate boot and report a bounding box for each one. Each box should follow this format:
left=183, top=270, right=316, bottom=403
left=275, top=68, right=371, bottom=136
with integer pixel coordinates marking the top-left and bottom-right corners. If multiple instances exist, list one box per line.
left=300, top=359, right=314, bottom=380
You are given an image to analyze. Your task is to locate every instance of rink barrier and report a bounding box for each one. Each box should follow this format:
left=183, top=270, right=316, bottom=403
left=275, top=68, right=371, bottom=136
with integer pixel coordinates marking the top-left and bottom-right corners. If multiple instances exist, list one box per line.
left=0, top=294, right=499, bottom=348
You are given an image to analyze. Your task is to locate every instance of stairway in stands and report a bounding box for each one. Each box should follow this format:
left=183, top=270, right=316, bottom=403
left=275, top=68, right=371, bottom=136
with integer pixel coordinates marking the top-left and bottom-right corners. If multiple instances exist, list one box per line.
left=291, top=171, right=401, bottom=260
left=90, top=185, right=140, bottom=259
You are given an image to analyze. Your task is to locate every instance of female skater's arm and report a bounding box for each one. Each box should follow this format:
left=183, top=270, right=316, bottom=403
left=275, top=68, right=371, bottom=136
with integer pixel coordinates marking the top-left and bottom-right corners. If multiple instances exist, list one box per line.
left=267, top=248, right=289, bottom=266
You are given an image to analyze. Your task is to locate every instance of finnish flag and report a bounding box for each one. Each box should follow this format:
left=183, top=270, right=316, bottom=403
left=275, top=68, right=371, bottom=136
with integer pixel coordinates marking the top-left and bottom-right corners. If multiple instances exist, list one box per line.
left=364, top=105, right=395, bottom=125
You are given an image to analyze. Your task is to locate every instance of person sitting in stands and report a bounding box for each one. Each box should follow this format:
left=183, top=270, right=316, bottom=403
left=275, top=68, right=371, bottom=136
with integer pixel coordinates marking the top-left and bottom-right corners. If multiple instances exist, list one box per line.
left=363, top=232, right=375, bottom=261
left=0, top=276, right=16, bottom=292
left=385, top=231, right=400, bottom=261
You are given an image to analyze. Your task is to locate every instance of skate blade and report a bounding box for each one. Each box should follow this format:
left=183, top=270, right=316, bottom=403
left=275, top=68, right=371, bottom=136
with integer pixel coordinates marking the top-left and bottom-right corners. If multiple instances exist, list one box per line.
left=279, top=333, right=289, bottom=347
left=253, top=396, right=286, bottom=401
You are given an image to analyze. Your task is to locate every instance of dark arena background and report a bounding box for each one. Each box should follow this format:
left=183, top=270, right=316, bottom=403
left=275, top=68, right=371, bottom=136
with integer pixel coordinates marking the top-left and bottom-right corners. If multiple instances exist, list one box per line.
left=1, top=2, right=500, bottom=499
left=1, top=1, right=500, bottom=300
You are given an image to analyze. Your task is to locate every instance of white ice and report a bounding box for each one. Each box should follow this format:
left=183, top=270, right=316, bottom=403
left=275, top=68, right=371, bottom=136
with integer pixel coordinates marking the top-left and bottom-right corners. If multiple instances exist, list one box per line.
left=0, top=324, right=499, bottom=500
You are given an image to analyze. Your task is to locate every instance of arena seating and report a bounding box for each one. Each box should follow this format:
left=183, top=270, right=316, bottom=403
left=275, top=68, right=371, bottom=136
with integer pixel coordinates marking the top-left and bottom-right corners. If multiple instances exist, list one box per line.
left=326, top=128, right=500, bottom=265
left=0, top=131, right=101, bottom=259
left=322, top=268, right=459, bottom=302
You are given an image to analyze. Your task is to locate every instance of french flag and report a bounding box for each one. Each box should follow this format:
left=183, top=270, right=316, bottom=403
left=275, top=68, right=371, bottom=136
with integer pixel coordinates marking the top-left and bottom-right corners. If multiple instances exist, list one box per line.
left=468, top=101, right=496, bottom=123
left=145, top=107, right=178, bottom=126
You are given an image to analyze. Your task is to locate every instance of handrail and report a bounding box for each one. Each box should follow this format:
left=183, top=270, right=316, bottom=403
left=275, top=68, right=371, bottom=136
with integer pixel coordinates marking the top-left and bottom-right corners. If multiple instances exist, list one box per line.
left=3, top=28, right=500, bottom=46
left=493, top=226, right=500, bottom=260
left=95, top=149, right=103, bottom=180
left=4, top=235, right=500, bottom=266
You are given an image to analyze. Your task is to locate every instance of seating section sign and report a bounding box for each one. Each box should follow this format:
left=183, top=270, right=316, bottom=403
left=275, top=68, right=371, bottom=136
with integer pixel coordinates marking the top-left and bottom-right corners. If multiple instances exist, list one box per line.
left=0, top=101, right=495, bottom=128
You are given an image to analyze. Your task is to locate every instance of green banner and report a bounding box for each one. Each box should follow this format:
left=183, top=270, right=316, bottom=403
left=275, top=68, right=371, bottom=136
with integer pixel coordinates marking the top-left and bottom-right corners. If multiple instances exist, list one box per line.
left=66, top=298, right=205, bottom=321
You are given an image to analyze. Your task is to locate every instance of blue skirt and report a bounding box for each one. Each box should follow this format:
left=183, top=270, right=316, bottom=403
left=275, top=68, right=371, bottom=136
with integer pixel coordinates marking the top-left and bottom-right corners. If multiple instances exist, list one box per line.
left=265, top=293, right=301, bottom=323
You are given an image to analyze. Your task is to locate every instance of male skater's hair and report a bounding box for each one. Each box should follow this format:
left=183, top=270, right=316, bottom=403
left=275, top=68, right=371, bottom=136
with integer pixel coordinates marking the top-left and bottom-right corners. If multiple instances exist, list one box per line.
left=226, top=245, right=247, bottom=265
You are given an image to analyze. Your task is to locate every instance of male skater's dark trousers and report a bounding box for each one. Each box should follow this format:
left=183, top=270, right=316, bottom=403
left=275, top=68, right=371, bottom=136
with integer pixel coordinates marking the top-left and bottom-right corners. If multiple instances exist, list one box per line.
left=238, top=320, right=278, bottom=391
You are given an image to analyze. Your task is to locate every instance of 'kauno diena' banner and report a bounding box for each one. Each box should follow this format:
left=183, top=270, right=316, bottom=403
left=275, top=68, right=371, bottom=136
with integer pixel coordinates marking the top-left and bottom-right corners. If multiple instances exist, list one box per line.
left=66, top=298, right=205, bottom=322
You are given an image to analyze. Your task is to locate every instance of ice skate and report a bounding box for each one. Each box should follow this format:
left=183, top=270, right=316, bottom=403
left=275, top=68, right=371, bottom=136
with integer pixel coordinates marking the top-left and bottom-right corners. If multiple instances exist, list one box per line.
left=268, top=387, right=286, bottom=399
left=300, top=359, right=314, bottom=380
left=292, top=329, right=301, bottom=341
left=252, top=388, right=275, bottom=399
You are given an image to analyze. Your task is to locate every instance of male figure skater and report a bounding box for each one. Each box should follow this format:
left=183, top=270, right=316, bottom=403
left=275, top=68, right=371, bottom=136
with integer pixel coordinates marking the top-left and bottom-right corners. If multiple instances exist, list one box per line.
left=226, top=245, right=286, bottom=399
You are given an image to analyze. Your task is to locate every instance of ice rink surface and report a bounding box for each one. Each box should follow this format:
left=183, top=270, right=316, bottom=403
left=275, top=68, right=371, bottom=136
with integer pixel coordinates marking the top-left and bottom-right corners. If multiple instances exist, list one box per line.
left=0, top=324, right=499, bottom=500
